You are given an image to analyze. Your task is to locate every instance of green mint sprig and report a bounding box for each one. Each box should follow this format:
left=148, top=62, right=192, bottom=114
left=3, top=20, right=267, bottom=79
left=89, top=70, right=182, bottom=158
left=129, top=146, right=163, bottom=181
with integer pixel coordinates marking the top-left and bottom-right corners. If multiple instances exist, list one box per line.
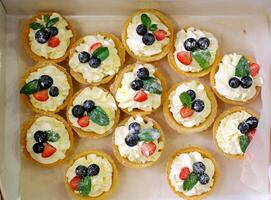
left=141, top=14, right=158, bottom=32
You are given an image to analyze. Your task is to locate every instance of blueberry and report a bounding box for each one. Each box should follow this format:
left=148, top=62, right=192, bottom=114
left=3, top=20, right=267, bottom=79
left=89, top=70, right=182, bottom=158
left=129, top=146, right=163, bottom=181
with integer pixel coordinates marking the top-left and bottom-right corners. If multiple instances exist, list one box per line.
left=49, top=86, right=59, bottom=97
left=197, top=37, right=210, bottom=50
left=241, top=76, right=253, bottom=89
left=238, top=121, right=250, bottom=134
left=192, top=99, right=205, bottom=112
left=87, top=164, right=100, bottom=176
left=72, top=105, right=85, bottom=118
left=130, top=79, right=143, bottom=91
left=125, top=134, right=139, bottom=147
left=78, top=51, right=90, bottom=63
left=83, top=100, right=95, bottom=112
left=228, top=77, right=241, bottom=88
left=32, top=143, right=44, bottom=153
left=136, top=24, right=148, bottom=36
left=38, top=75, right=53, bottom=89
left=46, top=26, right=58, bottom=36
left=184, top=38, right=197, bottom=51
left=34, top=130, right=48, bottom=143
left=186, top=90, right=196, bottom=101
left=75, top=165, right=88, bottom=178
left=245, top=117, right=258, bottom=129
left=142, top=33, right=155, bottom=46
left=199, top=173, right=210, bottom=185
left=35, top=29, right=50, bottom=44
left=128, top=122, right=141, bottom=135
left=137, top=67, right=149, bottom=80
left=89, top=57, right=101, bottom=68
left=192, top=161, right=206, bottom=174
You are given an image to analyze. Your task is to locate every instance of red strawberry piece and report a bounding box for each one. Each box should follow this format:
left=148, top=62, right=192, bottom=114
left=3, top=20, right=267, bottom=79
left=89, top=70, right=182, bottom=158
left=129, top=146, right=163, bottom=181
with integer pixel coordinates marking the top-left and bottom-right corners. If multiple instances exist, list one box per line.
left=154, top=29, right=167, bottom=41
left=180, top=107, right=194, bottom=118
left=89, top=42, right=102, bottom=52
left=141, top=142, right=157, bottom=157
left=134, top=90, right=148, bottom=102
left=33, top=89, right=49, bottom=102
left=247, top=129, right=256, bottom=141
left=48, top=36, right=60, bottom=48
left=42, top=143, right=56, bottom=158
left=249, top=63, right=260, bottom=77
left=77, top=115, right=90, bottom=127
left=177, top=51, right=192, bottom=65
left=179, top=167, right=190, bottom=180
left=69, top=176, right=81, bottom=191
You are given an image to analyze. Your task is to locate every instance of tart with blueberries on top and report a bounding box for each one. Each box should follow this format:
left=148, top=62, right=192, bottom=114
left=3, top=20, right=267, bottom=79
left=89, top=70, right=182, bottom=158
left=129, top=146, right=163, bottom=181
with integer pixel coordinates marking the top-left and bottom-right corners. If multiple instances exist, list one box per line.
left=113, top=63, right=167, bottom=116
left=168, top=27, right=220, bottom=77
left=210, top=53, right=261, bottom=105
left=69, top=32, right=125, bottom=85
left=163, top=80, right=217, bottom=134
left=23, top=12, right=75, bottom=63
left=65, top=150, right=117, bottom=199
left=20, top=113, right=74, bottom=167
left=20, top=61, right=73, bottom=114
left=213, top=106, right=259, bottom=159
left=66, top=86, right=120, bottom=138
left=122, top=9, right=174, bottom=62
left=112, top=115, right=165, bottom=168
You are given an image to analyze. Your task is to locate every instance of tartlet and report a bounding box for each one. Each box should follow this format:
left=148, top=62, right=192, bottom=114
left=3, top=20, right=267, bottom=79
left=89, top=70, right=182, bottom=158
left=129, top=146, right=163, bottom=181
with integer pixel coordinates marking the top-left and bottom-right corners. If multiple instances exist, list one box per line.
left=64, top=150, right=118, bottom=200
left=163, top=80, right=217, bottom=134
left=213, top=106, right=259, bottom=159
left=23, top=12, right=76, bottom=63
left=112, top=115, right=165, bottom=168
left=122, top=9, right=174, bottom=62
left=20, top=113, right=74, bottom=167
left=166, top=147, right=218, bottom=200
left=69, top=32, right=126, bottom=85
left=19, top=61, right=73, bottom=114
left=210, top=53, right=261, bottom=105
left=113, top=62, right=167, bottom=116
left=66, top=86, right=120, bottom=139
left=168, top=27, right=220, bottom=77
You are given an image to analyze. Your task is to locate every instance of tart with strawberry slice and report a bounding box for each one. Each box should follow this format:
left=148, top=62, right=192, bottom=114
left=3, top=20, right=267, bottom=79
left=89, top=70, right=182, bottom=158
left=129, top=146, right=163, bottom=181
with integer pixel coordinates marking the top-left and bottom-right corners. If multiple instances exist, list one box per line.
left=65, top=150, right=117, bottom=199
left=23, top=12, right=75, bottom=63
left=20, top=113, right=74, bottom=167
left=20, top=61, right=73, bottom=114
left=164, top=80, right=217, bottom=134
left=166, top=147, right=218, bottom=200
left=69, top=32, right=125, bottom=85
left=210, top=53, right=261, bottom=105
left=213, top=106, right=259, bottom=159
left=66, top=86, right=120, bottom=138
left=122, top=9, right=174, bottom=62
left=113, top=63, right=167, bottom=116
left=168, top=27, right=220, bottom=77
left=112, top=115, right=165, bottom=168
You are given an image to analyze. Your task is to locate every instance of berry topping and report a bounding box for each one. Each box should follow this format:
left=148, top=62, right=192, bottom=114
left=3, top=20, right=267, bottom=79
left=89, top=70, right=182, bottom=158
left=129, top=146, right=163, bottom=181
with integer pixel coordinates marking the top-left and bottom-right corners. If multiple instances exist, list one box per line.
left=197, top=37, right=210, bottom=50
left=241, top=76, right=253, bottom=89
left=179, top=167, right=190, bottom=180
left=192, top=99, right=205, bottom=112
left=130, top=79, right=144, bottom=91
left=83, top=100, right=95, bottom=112
left=176, top=51, right=192, bottom=65
left=186, top=90, right=196, bottom=101
left=77, top=115, right=90, bottom=128
left=228, top=77, right=241, bottom=88
left=78, top=51, right=90, bottom=63
left=134, top=90, right=148, bottom=102
left=128, top=122, right=141, bottom=135
left=140, top=142, right=157, bottom=157
left=34, top=131, right=48, bottom=143
left=38, top=75, right=53, bottom=89
left=154, top=29, right=167, bottom=41
left=247, top=129, right=256, bottom=141
left=249, top=63, right=260, bottom=77
left=192, top=162, right=206, bottom=174
left=48, top=36, right=60, bottom=48
left=88, top=57, right=101, bottom=68
left=69, top=176, right=81, bottom=191
left=33, top=89, right=49, bottom=102
left=35, top=29, right=50, bottom=44
left=33, top=143, right=44, bottom=153
left=41, top=143, right=56, bottom=158
left=87, top=164, right=100, bottom=176
left=238, top=121, right=250, bottom=134
left=72, top=105, right=85, bottom=118
left=245, top=117, right=258, bottom=129
left=142, top=33, right=155, bottom=46
left=89, top=42, right=102, bottom=52
left=49, top=86, right=59, bottom=97
left=136, top=24, right=148, bottom=36
left=46, top=26, right=58, bottom=36
left=137, top=67, right=149, bottom=80
left=184, top=38, right=197, bottom=51
left=180, top=107, right=194, bottom=118
left=75, top=165, right=88, bottom=178
left=125, top=134, right=139, bottom=147
left=199, top=173, right=210, bottom=185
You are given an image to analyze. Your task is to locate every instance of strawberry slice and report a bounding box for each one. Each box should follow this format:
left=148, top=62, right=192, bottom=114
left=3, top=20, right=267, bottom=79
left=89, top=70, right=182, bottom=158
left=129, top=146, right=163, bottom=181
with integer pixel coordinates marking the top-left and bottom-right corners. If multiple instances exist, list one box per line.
left=247, top=129, right=256, bottom=141
left=89, top=42, right=102, bottom=52
left=177, top=51, right=192, bottom=65
left=249, top=63, right=260, bottom=77
left=77, top=115, right=90, bottom=127
left=179, top=167, right=190, bottom=180
left=33, top=89, right=49, bottom=102
left=180, top=107, right=194, bottom=118
left=48, top=36, right=60, bottom=48
left=154, top=29, right=167, bottom=41
left=42, top=143, right=56, bottom=158
left=141, top=142, right=157, bottom=157
left=69, top=176, right=81, bottom=191
left=134, top=90, right=148, bottom=102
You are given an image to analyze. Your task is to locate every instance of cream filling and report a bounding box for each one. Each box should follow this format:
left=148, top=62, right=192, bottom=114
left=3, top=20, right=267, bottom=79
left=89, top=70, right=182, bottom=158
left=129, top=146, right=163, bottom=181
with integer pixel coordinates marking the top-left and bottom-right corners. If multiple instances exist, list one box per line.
left=114, top=115, right=163, bottom=164
left=169, top=81, right=211, bottom=127
left=69, top=35, right=121, bottom=83
left=126, top=12, right=170, bottom=56
left=66, top=154, right=113, bottom=197
left=26, top=116, right=71, bottom=164
left=214, top=53, right=262, bottom=102
left=173, top=27, right=218, bottom=72
left=68, top=87, right=117, bottom=134
left=29, top=12, right=73, bottom=59
left=26, top=64, right=70, bottom=112
left=169, top=152, right=215, bottom=196
left=115, top=63, right=162, bottom=112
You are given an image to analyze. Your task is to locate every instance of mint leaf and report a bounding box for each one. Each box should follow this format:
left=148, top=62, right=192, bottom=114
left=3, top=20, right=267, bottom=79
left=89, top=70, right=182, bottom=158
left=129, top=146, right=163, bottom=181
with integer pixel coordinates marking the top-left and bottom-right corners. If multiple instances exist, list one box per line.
left=192, top=49, right=211, bottom=69
left=46, top=17, right=59, bottom=27
left=239, top=135, right=250, bottom=153
left=143, top=77, right=162, bottom=94
left=46, top=130, right=60, bottom=142
left=29, top=22, right=44, bottom=30
left=141, top=14, right=151, bottom=28
left=20, top=79, right=40, bottom=95
left=44, top=14, right=50, bottom=24
left=235, top=56, right=250, bottom=78
left=149, top=24, right=158, bottom=32
left=77, top=176, right=91, bottom=197
left=179, top=92, right=192, bottom=108
left=88, top=106, right=109, bottom=126
left=138, top=128, right=160, bottom=142
left=183, top=172, right=199, bottom=191
left=92, top=47, right=109, bottom=61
